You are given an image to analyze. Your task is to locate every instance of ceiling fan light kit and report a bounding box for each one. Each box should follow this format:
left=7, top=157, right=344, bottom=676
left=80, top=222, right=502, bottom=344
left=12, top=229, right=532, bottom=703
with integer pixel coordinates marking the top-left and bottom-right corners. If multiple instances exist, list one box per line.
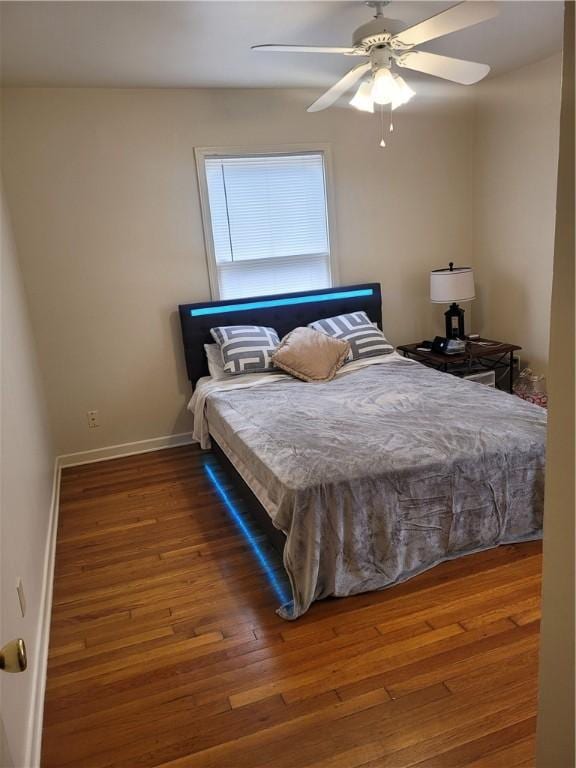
left=391, top=75, right=416, bottom=109
left=372, top=66, right=396, bottom=105
left=349, top=80, right=375, bottom=112
left=252, top=1, right=498, bottom=147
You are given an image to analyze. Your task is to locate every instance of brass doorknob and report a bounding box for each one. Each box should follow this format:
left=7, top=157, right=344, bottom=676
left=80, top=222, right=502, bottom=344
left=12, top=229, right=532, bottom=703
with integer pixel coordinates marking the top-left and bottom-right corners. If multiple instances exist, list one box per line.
left=0, top=638, right=27, bottom=673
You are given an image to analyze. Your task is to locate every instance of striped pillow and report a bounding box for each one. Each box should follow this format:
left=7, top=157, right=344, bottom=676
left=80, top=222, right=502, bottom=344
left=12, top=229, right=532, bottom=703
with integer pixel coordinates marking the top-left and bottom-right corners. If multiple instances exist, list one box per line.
left=210, top=325, right=280, bottom=375
left=309, top=311, right=393, bottom=361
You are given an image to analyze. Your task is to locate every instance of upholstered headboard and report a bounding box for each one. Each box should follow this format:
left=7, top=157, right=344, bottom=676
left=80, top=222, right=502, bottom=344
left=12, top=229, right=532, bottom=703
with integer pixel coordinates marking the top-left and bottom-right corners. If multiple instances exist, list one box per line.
left=178, top=283, right=382, bottom=387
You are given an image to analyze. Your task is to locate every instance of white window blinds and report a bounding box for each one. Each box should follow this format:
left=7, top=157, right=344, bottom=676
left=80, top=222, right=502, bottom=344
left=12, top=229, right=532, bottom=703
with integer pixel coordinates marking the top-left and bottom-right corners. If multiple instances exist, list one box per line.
left=200, top=151, right=333, bottom=300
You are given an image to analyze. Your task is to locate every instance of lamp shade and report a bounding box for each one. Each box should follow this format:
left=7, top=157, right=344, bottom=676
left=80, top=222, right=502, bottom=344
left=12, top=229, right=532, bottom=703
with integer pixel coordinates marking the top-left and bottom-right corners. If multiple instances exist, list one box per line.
left=372, top=67, right=398, bottom=105
left=391, top=75, right=415, bottom=110
left=350, top=80, right=375, bottom=113
left=430, top=265, right=475, bottom=303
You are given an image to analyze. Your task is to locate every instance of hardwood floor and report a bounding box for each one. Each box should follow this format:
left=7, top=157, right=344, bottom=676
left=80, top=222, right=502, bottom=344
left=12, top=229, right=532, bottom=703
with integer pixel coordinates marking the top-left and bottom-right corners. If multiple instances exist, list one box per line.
left=42, top=445, right=541, bottom=768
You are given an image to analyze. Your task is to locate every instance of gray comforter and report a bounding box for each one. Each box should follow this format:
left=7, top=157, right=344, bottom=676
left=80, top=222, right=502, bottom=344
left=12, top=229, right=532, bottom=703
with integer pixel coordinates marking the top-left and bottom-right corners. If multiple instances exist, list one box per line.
left=197, top=360, right=546, bottom=619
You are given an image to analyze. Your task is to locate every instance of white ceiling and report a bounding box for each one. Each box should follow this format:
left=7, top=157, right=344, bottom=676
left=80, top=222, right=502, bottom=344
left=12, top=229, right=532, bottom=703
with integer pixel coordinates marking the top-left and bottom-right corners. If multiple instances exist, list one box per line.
left=0, top=1, right=564, bottom=89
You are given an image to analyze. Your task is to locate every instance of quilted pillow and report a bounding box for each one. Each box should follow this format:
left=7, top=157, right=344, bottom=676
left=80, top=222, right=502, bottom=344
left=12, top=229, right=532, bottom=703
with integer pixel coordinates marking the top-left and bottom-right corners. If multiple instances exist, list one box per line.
left=309, top=311, right=393, bottom=361
left=210, top=325, right=279, bottom=375
left=272, top=327, right=350, bottom=382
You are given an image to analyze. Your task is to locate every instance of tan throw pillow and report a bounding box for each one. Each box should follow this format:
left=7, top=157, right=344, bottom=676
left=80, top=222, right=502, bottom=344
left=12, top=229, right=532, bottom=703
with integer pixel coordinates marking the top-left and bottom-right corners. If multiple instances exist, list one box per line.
left=272, top=327, right=350, bottom=382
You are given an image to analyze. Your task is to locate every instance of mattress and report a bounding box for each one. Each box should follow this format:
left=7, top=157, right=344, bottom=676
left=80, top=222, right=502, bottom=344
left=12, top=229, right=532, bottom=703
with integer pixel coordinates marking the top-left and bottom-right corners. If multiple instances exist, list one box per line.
left=190, top=357, right=546, bottom=619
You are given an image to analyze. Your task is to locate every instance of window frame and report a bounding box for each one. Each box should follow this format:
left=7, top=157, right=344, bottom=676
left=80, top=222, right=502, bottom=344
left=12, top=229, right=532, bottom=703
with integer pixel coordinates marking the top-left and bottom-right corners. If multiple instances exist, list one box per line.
left=195, top=144, right=339, bottom=300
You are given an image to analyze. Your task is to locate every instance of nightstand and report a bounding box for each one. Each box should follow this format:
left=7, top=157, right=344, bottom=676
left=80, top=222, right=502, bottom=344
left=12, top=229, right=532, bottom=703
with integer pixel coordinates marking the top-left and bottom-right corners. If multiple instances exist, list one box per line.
left=397, top=339, right=522, bottom=393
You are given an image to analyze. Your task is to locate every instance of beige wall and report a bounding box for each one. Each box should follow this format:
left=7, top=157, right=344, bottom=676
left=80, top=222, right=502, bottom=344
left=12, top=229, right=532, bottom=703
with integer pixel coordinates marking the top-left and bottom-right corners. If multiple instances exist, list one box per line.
left=0, top=86, right=474, bottom=454
left=0, top=58, right=563, bottom=457
left=0, top=179, right=55, bottom=766
left=473, top=54, right=562, bottom=376
left=536, top=3, right=575, bottom=764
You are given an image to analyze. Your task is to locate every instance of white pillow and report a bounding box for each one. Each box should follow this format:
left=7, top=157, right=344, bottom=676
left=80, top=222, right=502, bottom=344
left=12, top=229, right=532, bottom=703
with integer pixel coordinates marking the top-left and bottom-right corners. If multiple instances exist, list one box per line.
left=204, top=344, right=229, bottom=380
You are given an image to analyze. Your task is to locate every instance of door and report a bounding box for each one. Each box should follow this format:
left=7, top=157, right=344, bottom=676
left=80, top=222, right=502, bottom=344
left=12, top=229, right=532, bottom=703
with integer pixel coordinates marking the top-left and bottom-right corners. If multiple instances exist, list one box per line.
left=0, top=504, right=28, bottom=768
left=0, top=711, right=13, bottom=768
left=0, top=521, right=28, bottom=768
left=0, top=508, right=9, bottom=768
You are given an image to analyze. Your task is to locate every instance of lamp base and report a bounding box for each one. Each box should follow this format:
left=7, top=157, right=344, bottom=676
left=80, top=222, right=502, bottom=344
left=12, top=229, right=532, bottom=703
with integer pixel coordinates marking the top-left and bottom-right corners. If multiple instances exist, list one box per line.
left=445, top=303, right=466, bottom=339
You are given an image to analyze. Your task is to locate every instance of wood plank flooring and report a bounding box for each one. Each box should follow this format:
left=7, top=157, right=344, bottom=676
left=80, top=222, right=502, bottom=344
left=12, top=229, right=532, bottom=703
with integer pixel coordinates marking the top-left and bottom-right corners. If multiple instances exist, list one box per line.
left=42, top=445, right=541, bottom=767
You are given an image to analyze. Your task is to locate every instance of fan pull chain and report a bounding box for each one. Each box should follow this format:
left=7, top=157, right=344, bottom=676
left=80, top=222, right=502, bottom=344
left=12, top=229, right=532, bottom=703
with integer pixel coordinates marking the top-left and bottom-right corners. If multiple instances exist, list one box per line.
left=379, top=104, right=386, bottom=148
left=389, top=103, right=394, bottom=133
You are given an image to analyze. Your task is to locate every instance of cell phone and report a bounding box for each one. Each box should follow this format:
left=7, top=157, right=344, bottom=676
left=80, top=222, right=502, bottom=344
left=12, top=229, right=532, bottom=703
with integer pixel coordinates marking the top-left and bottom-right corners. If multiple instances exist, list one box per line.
left=431, top=336, right=466, bottom=355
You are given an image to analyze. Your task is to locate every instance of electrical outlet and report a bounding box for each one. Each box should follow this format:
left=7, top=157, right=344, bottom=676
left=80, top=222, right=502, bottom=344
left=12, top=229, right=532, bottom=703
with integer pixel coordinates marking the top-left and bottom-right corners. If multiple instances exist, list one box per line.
left=87, top=410, right=99, bottom=428
left=16, top=578, right=26, bottom=618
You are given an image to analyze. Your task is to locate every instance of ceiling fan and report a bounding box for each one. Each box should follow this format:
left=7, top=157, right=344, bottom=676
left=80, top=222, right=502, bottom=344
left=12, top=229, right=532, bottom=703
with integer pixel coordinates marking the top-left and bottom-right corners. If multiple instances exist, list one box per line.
left=252, top=1, right=498, bottom=119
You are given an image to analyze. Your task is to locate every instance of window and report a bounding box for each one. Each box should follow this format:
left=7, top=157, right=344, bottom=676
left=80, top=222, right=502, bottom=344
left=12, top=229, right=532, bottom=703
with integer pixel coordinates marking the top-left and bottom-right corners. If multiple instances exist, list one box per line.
left=196, top=147, right=336, bottom=300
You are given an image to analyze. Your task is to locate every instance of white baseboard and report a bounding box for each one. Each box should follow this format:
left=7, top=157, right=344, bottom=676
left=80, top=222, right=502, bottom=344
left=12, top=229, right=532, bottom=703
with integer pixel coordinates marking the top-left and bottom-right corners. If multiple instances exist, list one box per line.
left=23, top=432, right=193, bottom=765
left=57, top=432, right=194, bottom=468
left=25, top=458, right=61, bottom=768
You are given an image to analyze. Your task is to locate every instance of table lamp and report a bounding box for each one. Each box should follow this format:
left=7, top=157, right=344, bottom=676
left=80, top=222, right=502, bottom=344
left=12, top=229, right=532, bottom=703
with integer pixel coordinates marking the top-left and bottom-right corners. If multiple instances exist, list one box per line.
left=430, top=262, right=475, bottom=339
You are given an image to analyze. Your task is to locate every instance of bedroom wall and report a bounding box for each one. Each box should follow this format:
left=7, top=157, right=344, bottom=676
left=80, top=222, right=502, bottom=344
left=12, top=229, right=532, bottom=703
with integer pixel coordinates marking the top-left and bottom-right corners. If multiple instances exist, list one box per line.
left=536, top=3, right=575, bottom=762
left=0, top=179, right=55, bottom=767
left=472, top=53, right=562, bottom=376
left=0, top=86, right=474, bottom=455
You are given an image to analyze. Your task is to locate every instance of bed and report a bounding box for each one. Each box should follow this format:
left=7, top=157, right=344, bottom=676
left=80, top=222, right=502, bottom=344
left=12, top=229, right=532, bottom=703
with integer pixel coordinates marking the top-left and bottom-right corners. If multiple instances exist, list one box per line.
left=179, top=284, right=546, bottom=619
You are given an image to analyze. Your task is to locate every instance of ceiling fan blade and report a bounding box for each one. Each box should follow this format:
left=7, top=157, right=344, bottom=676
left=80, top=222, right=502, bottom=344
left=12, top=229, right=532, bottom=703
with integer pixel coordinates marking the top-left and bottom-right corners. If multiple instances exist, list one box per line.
left=397, top=51, right=490, bottom=85
left=393, top=2, right=498, bottom=48
left=307, top=62, right=372, bottom=113
left=251, top=44, right=356, bottom=55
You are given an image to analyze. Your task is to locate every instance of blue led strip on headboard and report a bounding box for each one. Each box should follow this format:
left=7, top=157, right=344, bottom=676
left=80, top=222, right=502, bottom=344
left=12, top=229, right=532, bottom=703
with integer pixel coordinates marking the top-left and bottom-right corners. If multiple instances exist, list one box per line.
left=190, top=288, right=374, bottom=317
